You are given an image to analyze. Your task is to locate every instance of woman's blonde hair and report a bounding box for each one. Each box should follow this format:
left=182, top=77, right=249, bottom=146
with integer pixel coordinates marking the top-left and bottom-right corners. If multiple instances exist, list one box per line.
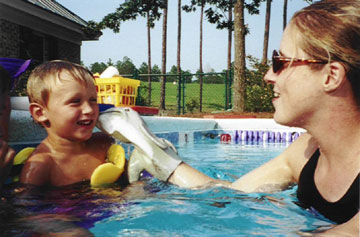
left=291, top=0, right=360, bottom=103
left=27, top=60, right=94, bottom=106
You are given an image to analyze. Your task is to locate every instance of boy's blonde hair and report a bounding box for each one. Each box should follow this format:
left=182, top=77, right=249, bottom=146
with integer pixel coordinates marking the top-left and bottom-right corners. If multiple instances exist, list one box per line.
left=27, top=60, right=95, bottom=106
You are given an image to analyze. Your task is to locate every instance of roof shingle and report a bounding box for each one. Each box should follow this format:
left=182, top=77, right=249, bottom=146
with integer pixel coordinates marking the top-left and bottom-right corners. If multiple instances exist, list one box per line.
left=24, top=0, right=88, bottom=26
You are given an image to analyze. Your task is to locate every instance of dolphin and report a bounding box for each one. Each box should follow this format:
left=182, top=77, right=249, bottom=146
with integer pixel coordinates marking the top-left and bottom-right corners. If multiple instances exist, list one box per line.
left=96, top=107, right=182, bottom=183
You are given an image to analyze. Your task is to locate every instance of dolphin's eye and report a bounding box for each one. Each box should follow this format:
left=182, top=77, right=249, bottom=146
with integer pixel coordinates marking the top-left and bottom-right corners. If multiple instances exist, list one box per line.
left=125, top=108, right=130, bottom=112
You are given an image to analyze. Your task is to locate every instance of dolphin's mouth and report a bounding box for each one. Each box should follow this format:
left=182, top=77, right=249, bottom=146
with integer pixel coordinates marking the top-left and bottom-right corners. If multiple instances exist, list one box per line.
left=99, top=108, right=131, bottom=115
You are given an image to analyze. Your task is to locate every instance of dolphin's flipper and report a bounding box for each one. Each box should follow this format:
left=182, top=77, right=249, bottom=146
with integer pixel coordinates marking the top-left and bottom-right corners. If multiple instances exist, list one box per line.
left=97, top=107, right=182, bottom=183
left=127, top=138, right=182, bottom=183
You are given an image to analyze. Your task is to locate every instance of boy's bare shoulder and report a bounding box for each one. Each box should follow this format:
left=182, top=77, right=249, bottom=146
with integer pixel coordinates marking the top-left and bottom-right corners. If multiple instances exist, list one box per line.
left=20, top=152, right=54, bottom=186
left=27, top=151, right=53, bottom=162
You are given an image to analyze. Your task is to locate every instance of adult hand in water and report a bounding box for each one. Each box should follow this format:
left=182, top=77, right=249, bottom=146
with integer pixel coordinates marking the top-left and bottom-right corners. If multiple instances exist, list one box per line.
left=0, top=140, right=15, bottom=190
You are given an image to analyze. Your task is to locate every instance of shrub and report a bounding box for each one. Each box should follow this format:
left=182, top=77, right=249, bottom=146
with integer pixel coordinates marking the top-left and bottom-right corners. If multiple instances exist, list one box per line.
left=244, top=56, right=274, bottom=112
left=186, top=98, right=199, bottom=113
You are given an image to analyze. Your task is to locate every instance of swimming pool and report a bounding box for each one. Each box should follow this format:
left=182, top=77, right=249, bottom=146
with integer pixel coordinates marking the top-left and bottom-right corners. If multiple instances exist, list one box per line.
left=6, top=134, right=332, bottom=235
left=89, top=136, right=333, bottom=236
left=5, top=111, right=332, bottom=235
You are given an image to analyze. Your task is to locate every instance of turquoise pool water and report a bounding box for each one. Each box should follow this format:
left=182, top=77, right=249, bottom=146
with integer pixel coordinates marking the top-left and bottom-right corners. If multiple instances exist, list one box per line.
left=3, top=131, right=332, bottom=236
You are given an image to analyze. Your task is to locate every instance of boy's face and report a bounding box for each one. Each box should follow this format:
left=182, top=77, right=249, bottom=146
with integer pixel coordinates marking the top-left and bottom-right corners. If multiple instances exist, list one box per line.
left=44, top=71, right=99, bottom=142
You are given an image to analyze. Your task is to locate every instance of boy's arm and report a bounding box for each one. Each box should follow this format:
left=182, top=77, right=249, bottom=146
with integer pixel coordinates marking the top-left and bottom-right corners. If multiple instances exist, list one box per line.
left=20, top=154, right=52, bottom=186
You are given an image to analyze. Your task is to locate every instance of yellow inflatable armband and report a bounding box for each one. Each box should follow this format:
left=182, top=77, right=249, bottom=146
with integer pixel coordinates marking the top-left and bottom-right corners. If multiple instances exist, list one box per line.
left=12, top=147, right=35, bottom=182
left=90, top=144, right=126, bottom=187
left=13, top=147, right=35, bottom=165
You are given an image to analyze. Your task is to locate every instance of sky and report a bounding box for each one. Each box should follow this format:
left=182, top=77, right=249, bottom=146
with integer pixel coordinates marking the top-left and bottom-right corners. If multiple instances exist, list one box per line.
left=56, top=0, right=310, bottom=73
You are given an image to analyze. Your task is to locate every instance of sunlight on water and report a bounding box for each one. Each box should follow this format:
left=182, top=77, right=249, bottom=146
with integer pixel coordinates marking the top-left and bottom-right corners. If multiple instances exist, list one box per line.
left=2, top=136, right=332, bottom=236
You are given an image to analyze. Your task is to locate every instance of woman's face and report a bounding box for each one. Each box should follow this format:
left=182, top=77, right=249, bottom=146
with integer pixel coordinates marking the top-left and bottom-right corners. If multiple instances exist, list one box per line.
left=264, top=24, right=327, bottom=128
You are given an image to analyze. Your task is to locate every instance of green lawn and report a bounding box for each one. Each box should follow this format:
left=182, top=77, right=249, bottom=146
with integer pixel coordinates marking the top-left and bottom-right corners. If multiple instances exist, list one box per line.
left=139, top=81, right=229, bottom=113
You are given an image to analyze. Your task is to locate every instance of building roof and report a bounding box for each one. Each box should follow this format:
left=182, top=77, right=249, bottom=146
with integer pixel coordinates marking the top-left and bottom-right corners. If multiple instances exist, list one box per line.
left=24, top=0, right=88, bottom=27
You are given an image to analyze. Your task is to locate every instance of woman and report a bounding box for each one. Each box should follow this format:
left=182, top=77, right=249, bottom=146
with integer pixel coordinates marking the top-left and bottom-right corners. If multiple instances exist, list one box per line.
left=100, top=0, right=359, bottom=235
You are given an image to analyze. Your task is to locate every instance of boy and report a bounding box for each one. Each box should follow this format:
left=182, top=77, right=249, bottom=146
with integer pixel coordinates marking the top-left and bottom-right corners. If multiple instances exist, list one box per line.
left=20, top=60, right=114, bottom=186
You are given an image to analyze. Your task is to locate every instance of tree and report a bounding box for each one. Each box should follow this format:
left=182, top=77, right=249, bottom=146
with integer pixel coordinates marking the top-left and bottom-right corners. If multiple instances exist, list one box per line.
left=100, top=0, right=165, bottom=106
left=177, top=0, right=182, bottom=76
left=160, top=0, right=168, bottom=111
left=183, top=0, right=208, bottom=112
left=283, top=0, right=288, bottom=30
left=205, top=1, right=234, bottom=71
left=204, top=0, right=262, bottom=109
left=262, top=0, right=271, bottom=64
left=89, top=59, right=115, bottom=74
left=201, top=0, right=261, bottom=112
left=106, top=58, right=114, bottom=66
left=233, top=0, right=246, bottom=112
left=139, top=62, right=163, bottom=82
left=138, top=62, right=149, bottom=75
left=169, top=65, right=192, bottom=83
left=166, top=65, right=177, bottom=82
left=115, top=56, right=136, bottom=75
left=205, top=0, right=235, bottom=107
left=283, top=0, right=313, bottom=30
left=177, top=0, right=182, bottom=110
left=245, top=55, right=273, bottom=112
left=89, top=62, right=108, bottom=74
left=152, top=64, right=161, bottom=82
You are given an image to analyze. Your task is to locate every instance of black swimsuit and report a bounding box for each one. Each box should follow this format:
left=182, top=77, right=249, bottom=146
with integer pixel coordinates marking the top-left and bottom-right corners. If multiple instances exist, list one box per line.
left=297, top=149, right=359, bottom=224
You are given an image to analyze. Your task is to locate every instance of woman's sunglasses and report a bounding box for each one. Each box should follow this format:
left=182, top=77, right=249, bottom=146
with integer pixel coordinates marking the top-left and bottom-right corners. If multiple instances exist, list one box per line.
left=272, top=50, right=328, bottom=73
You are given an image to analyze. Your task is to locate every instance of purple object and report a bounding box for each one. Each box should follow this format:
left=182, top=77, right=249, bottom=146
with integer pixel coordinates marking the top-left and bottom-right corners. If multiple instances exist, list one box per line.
left=293, top=132, right=300, bottom=141
left=248, top=131, right=253, bottom=141
left=270, top=132, right=275, bottom=142
left=234, top=130, right=239, bottom=143
left=0, top=58, right=31, bottom=78
left=282, top=132, right=287, bottom=142
left=287, top=132, right=293, bottom=142
left=253, top=131, right=258, bottom=141
left=238, top=131, right=243, bottom=141
left=259, top=131, right=264, bottom=141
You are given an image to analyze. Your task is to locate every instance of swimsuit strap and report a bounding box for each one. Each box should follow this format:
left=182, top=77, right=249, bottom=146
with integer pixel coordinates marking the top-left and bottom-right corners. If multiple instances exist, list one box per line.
left=297, top=149, right=359, bottom=223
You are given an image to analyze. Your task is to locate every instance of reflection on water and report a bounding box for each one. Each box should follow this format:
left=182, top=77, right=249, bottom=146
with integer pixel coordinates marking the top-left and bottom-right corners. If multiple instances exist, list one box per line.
left=0, top=181, right=148, bottom=235
left=1, top=139, right=333, bottom=236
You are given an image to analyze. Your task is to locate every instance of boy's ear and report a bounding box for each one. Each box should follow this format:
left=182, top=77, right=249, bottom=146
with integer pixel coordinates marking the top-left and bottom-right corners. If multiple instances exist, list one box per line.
left=322, top=62, right=347, bottom=92
left=29, top=103, right=48, bottom=125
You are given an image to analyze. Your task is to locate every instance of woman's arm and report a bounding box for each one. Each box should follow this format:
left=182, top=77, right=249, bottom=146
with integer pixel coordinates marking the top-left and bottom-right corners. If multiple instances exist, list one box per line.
left=230, top=133, right=318, bottom=192
left=318, top=212, right=359, bottom=236
left=169, top=133, right=318, bottom=191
